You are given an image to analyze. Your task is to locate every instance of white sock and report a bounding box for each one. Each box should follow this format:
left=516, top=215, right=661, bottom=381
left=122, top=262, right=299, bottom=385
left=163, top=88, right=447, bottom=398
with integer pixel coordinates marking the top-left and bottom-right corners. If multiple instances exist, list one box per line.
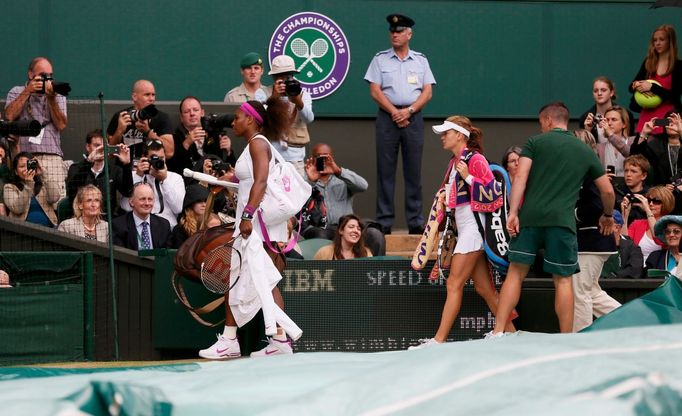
left=222, top=326, right=237, bottom=339
left=273, top=330, right=287, bottom=342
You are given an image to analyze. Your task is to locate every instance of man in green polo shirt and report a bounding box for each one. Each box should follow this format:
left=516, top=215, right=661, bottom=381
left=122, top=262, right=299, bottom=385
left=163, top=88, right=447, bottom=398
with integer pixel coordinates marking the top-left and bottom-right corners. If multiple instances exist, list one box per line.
left=489, top=102, right=615, bottom=335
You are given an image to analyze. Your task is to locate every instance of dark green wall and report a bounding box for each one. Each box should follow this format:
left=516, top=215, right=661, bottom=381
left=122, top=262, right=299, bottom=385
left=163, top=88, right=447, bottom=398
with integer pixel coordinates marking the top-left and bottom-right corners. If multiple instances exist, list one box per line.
left=1, top=1, right=677, bottom=117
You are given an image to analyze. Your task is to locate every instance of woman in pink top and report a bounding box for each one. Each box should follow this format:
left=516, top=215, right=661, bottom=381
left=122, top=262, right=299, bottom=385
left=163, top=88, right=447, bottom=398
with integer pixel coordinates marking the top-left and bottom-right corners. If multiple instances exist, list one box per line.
left=629, top=24, right=681, bottom=134
left=621, top=185, right=674, bottom=262
left=409, top=116, right=514, bottom=350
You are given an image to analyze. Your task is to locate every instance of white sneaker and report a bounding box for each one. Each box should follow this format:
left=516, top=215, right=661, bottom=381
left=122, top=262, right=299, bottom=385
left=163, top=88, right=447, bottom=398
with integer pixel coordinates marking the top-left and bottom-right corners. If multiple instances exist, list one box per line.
left=484, top=331, right=505, bottom=340
left=408, top=338, right=441, bottom=350
left=199, top=334, right=241, bottom=359
left=250, top=337, right=293, bottom=357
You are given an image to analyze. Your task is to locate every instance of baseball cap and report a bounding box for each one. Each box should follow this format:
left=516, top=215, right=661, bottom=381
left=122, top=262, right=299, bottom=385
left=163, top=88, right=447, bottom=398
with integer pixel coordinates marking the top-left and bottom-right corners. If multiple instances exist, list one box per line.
left=268, top=55, right=298, bottom=75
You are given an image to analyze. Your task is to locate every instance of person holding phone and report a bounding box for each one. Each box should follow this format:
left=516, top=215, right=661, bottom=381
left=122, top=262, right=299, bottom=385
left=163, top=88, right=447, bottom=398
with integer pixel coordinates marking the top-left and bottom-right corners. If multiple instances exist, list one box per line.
left=302, top=143, right=386, bottom=256
left=630, top=112, right=682, bottom=187
left=66, top=129, right=133, bottom=218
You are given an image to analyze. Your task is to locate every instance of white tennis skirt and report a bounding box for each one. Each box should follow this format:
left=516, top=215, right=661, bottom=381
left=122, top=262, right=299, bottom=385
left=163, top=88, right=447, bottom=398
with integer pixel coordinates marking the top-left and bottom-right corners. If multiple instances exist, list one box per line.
left=454, top=204, right=484, bottom=254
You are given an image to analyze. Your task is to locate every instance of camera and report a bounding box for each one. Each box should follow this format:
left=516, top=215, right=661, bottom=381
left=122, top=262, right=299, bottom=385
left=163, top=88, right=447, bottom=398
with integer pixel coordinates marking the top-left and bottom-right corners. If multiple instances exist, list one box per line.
left=26, top=158, right=38, bottom=171
left=128, top=104, right=159, bottom=123
left=624, top=192, right=636, bottom=201
left=284, top=76, right=302, bottom=97
left=0, top=119, right=41, bottom=137
left=39, top=73, right=71, bottom=96
left=654, top=118, right=671, bottom=127
left=148, top=154, right=165, bottom=171
left=594, top=113, right=604, bottom=124
left=202, top=113, right=234, bottom=137
left=211, top=159, right=231, bottom=174
left=315, top=156, right=325, bottom=172
left=606, top=165, right=615, bottom=175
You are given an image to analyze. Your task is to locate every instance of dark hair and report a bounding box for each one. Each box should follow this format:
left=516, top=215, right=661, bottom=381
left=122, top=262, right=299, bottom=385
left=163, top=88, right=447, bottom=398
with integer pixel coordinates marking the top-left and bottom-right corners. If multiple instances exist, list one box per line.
left=10, top=152, right=42, bottom=195
left=85, top=128, right=103, bottom=145
left=539, top=102, right=570, bottom=123
left=179, top=95, right=202, bottom=111
left=0, top=141, right=8, bottom=164
left=332, top=214, right=370, bottom=259
left=143, top=139, right=165, bottom=156
left=245, top=98, right=294, bottom=142
left=501, top=146, right=522, bottom=171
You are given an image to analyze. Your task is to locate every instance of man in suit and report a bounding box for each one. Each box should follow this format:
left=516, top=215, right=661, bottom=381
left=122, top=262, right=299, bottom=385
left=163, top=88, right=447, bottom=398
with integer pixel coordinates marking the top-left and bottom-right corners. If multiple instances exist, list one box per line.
left=112, top=182, right=171, bottom=250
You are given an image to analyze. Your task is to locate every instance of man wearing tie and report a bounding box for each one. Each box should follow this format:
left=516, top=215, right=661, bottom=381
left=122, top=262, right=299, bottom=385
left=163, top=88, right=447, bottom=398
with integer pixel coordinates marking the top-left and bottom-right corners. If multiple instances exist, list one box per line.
left=112, top=182, right=171, bottom=250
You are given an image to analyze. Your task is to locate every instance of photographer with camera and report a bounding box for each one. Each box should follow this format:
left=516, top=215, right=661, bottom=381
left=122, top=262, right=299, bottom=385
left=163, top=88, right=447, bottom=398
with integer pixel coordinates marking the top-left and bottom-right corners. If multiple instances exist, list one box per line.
left=3, top=152, right=59, bottom=227
left=167, top=96, right=236, bottom=176
left=224, top=52, right=272, bottom=104
left=630, top=112, right=682, bottom=189
left=120, top=140, right=184, bottom=228
left=579, top=76, right=635, bottom=143
left=65, top=129, right=134, bottom=218
left=4, top=57, right=68, bottom=206
left=107, top=80, right=174, bottom=161
left=268, top=55, right=314, bottom=177
left=614, top=155, right=651, bottom=224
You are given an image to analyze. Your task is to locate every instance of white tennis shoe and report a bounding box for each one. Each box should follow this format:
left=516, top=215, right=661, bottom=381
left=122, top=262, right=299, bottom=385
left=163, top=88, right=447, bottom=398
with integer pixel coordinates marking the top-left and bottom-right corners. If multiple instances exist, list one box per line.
left=250, top=337, right=293, bottom=357
left=199, top=334, right=241, bottom=359
left=408, top=338, right=441, bottom=350
left=484, top=331, right=506, bottom=340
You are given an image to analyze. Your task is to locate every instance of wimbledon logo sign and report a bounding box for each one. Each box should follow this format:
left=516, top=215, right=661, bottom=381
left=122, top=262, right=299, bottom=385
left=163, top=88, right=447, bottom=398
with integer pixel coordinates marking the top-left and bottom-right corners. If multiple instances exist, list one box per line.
left=268, top=12, right=350, bottom=100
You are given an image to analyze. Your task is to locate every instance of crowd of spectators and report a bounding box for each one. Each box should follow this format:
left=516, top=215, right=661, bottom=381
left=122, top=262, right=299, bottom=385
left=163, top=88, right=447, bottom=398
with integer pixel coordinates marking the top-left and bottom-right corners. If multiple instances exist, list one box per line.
left=0, top=23, right=680, bottom=282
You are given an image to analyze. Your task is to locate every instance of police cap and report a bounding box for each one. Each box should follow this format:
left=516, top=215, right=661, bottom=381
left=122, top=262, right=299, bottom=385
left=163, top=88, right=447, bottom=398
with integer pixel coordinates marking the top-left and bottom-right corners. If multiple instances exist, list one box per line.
left=386, top=14, right=415, bottom=32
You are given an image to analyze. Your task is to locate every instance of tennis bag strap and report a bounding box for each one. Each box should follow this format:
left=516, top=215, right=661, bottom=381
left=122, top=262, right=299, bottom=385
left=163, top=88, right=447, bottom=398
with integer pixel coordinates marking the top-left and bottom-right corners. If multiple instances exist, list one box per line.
left=171, top=271, right=225, bottom=327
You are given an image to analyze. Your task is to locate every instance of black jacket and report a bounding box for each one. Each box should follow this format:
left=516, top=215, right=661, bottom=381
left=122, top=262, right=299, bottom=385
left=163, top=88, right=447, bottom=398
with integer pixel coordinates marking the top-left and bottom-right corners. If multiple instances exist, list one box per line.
left=575, top=178, right=617, bottom=253
left=112, top=212, right=171, bottom=250
left=629, top=59, right=682, bottom=113
left=66, top=159, right=134, bottom=215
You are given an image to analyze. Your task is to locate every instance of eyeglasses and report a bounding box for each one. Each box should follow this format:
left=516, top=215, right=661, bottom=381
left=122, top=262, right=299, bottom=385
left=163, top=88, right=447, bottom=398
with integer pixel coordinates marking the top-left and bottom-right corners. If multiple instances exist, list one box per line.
left=648, top=198, right=662, bottom=205
left=664, top=228, right=682, bottom=236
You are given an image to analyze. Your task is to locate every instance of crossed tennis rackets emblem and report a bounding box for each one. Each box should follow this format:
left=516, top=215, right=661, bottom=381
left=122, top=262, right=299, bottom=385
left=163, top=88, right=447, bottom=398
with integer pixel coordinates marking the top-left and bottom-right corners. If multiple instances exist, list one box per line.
left=290, top=38, right=329, bottom=75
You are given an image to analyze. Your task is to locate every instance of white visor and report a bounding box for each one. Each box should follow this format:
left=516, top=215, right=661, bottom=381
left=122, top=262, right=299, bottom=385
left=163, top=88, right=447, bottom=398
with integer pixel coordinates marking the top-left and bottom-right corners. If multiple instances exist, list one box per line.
left=432, top=121, right=470, bottom=137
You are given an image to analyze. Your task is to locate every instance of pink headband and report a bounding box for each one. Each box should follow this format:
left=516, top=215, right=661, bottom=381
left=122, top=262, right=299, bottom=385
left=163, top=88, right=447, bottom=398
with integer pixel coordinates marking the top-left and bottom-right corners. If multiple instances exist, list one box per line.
left=240, top=102, right=263, bottom=126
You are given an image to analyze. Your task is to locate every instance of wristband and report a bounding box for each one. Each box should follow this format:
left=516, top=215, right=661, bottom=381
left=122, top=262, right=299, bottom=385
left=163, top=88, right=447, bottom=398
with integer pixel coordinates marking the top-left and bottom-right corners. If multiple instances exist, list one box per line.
left=241, top=212, right=254, bottom=221
left=244, top=205, right=256, bottom=215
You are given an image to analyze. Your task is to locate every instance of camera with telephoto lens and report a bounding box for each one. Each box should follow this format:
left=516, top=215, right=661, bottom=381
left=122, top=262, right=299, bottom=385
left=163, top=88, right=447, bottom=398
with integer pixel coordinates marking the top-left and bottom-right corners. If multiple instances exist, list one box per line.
left=26, top=158, right=38, bottom=171
left=284, top=75, right=302, bottom=97
left=211, top=159, right=231, bottom=174
left=147, top=155, right=165, bottom=171
left=39, top=73, right=71, bottom=96
left=202, top=113, right=234, bottom=138
left=0, top=119, right=41, bottom=137
left=128, top=104, right=159, bottom=123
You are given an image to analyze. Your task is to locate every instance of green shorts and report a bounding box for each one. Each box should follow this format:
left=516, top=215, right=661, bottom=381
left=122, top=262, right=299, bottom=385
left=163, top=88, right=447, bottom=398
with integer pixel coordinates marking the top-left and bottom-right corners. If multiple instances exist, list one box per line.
left=508, top=226, right=579, bottom=276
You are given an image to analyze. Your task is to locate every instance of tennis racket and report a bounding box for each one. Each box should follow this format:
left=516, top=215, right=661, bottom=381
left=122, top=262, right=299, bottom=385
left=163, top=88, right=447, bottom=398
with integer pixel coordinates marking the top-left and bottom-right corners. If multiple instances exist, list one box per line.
left=200, top=237, right=242, bottom=294
left=436, top=212, right=457, bottom=279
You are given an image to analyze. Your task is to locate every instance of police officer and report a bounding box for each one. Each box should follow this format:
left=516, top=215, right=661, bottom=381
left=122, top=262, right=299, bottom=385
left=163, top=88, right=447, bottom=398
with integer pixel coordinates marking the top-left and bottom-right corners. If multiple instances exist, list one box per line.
left=364, top=14, right=436, bottom=235
left=224, top=52, right=272, bottom=104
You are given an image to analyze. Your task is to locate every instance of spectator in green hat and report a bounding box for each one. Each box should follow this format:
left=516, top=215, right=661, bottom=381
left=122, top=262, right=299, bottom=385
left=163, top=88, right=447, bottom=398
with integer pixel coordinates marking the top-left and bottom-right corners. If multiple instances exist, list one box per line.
left=224, top=52, right=272, bottom=104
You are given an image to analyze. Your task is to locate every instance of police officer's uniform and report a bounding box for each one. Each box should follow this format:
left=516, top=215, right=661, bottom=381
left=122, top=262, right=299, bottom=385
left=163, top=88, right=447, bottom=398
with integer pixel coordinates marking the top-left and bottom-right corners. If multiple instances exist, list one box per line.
left=364, top=14, right=436, bottom=233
